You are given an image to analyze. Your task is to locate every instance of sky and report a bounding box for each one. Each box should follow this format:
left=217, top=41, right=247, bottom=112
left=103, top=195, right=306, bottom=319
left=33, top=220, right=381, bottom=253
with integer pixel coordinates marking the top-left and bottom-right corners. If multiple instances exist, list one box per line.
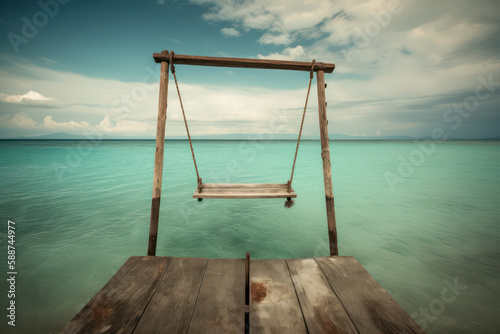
left=0, top=0, right=499, bottom=139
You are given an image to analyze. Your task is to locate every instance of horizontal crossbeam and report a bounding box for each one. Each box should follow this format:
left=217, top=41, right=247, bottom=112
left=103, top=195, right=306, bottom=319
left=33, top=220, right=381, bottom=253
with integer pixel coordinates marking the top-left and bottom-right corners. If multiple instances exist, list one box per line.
left=153, top=51, right=335, bottom=73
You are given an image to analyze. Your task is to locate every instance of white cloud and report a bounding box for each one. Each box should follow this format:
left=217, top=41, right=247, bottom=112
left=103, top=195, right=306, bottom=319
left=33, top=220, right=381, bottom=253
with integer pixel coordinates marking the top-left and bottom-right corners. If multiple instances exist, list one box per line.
left=43, top=116, right=90, bottom=130
left=220, top=27, right=240, bottom=36
left=0, top=112, right=153, bottom=137
left=0, top=90, right=57, bottom=106
left=0, top=58, right=322, bottom=138
left=4, top=0, right=500, bottom=141
left=258, top=45, right=306, bottom=60
left=0, top=112, right=39, bottom=129
left=189, top=0, right=500, bottom=138
left=192, top=0, right=337, bottom=39
left=258, top=33, right=293, bottom=45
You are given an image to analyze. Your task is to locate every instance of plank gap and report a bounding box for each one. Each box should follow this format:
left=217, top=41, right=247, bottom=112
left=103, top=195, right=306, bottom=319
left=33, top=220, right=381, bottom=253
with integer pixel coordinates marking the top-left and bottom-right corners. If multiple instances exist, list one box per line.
left=285, top=259, right=311, bottom=334
left=130, top=256, right=174, bottom=333
left=185, top=258, right=209, bottom=334
left=314, top=257, right=361, bottom=334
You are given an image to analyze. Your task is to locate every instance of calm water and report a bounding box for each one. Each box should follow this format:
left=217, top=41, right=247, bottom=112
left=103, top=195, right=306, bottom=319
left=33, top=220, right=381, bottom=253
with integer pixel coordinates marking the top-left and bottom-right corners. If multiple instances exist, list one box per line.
left=0, top=140, right=499, bottom=333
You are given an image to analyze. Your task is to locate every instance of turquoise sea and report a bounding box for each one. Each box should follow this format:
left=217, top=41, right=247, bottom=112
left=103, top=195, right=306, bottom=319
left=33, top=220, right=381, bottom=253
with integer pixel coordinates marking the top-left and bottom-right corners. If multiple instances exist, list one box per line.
left=0, top=139, right=499, bottom=333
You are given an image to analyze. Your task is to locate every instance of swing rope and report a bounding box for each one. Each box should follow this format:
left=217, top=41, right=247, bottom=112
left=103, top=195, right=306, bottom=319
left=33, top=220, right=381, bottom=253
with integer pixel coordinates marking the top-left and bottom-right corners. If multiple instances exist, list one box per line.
left=169, top=51, right=202, bottom=191
left=285, top=59, right=315, bottom=208
left=169, top=51, right=315, bottom=206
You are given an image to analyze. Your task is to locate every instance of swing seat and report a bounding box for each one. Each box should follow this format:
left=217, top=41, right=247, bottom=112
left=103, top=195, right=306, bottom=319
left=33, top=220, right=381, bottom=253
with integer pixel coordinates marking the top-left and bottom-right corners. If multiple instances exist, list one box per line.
left=193, top=183, right=297, bottom=199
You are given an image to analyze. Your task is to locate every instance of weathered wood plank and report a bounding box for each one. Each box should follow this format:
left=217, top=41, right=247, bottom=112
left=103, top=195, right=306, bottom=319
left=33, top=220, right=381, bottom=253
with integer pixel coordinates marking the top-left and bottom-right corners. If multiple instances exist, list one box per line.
left=286, top=258, right=358, bottom=334
left=201, top=183, right=291, bottom=188
left=133, top=257, right=208, bottom=334
left=153, top=52, right=335, bottom=73
left=188, top=258, right=246, bottom=334
left=315, top=256, right=424, bottom=334
left=250, top=259, right=308, bottom=334
left=193, top=183, right=297, bottom=199
left=316, top=70, right=338, bottom=256
left=148, top=50, right=170, bottom=256
left=62, top=256, right=171, bottom=334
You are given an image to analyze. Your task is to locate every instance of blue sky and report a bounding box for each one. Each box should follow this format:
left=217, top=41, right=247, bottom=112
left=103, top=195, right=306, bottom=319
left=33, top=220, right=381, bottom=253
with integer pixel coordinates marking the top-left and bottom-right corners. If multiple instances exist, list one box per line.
left=0, top=0, right=499, bottom=139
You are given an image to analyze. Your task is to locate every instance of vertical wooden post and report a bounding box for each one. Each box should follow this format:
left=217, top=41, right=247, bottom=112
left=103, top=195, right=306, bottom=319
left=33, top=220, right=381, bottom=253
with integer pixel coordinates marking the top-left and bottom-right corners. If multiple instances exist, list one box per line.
left=148, top=50, right=170, bottom=256
left=316, top=70, right=338, bottom=256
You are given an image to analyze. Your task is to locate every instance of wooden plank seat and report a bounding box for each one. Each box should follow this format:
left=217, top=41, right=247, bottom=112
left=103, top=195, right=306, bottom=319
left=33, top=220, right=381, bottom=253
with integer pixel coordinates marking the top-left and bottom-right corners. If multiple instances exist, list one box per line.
left=193, top=183, right=297, bottom=199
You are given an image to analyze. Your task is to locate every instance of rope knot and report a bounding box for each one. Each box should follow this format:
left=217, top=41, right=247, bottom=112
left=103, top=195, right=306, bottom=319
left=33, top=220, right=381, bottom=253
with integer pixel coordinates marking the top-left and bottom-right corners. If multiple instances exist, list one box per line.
left=169, top=51, right=176, bottom=73
left=310, top=59, right=316, bottom=79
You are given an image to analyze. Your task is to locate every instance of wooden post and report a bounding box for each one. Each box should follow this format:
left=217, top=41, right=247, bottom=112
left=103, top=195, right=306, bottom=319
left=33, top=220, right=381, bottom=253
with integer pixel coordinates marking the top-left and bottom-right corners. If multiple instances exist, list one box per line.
left=316, top=70, right=338, bottom=256
left=148, top=51, right=170, bottom=256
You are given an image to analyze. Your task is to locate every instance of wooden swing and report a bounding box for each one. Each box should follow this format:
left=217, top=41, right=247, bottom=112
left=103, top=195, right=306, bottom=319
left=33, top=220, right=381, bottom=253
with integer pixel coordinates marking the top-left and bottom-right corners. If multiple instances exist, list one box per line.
left=168, top=51, right=315, bottom=206
left=148, top=50, right=338, bottom=256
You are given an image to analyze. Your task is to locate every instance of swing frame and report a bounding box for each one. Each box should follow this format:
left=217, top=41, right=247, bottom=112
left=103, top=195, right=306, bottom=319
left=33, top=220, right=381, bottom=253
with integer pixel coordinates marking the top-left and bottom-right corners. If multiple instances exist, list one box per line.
left=148, top=50, right=338, bottom=256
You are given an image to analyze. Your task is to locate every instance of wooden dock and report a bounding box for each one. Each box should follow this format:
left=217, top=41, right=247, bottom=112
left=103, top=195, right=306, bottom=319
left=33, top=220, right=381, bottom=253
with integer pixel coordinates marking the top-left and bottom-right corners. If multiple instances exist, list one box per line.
left=63, top=255, right=423, bottom=333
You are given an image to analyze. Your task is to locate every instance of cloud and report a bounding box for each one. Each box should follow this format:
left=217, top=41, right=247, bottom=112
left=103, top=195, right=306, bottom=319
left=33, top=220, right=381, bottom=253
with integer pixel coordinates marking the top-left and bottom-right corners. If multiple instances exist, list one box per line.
left=220, top=27, right=240, bottom=36
left=0, top=90, right=58, bottom=107
left=258, top=45, right=306, bottom=60
left=41, top=58, right=57, bottom=65
left=42, top=116, right=91, bottom=130
left=258, top=33, right=293, bottom=45
left=4, top=0, right=500, bottom=143
left=0, top=112, right=153, bottom=137
left=192, top=0, right=337, bottom=41
left=0, top=57, right=323, bottom=138
left=188, top=0, right=500, bottom=138
left=0, top=112, right=39, bottom=129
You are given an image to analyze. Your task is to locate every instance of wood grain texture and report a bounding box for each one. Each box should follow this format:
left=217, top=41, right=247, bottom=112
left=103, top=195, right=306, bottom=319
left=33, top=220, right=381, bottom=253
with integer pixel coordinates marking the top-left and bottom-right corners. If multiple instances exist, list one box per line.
left=63, top=256, right=422, bottom=334
left=188, top=258, right=246, bottom=334
left=62, top=256, right=170, bottom=334
left=148, top=51, right=170, bottom=256
left=250, top=259, right=307, bottom=334
left=316, top=70, right=338, bottom=256
left=315, top=256, right=425, bottom=334
left=200, top=183, right=291, bottom=188
left=153, top=52, right=335, bottom=73
left=133, top=257, right=208, bottom=334
left=286, top=258, right=358, bottom=334
left=193, top=183, right=297, bottom=199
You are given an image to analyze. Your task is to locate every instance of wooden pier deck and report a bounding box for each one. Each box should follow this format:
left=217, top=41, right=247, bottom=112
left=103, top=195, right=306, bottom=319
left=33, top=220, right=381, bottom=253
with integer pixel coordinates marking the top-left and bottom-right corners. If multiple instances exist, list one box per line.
left=63, top=255, right=423, bottom=334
